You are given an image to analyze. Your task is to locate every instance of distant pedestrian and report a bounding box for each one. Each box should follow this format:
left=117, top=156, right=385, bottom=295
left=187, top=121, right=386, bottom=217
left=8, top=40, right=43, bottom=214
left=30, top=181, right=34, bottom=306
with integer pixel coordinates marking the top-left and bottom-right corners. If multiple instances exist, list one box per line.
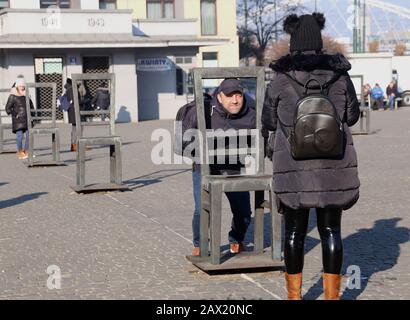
left=64, top=79, right=93, bottom=152
left=5, top=76, right=34, bottom=160
left=363, top=83, right=372, bottom=108
left=371, top=83, right=385, bottom=110
left=386, top=81, right=398, bottom=111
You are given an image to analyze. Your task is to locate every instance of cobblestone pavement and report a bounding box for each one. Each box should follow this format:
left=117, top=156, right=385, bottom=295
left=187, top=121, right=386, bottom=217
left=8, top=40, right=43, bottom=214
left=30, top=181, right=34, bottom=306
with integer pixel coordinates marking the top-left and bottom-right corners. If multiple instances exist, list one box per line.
left=0, top=108, right=409, bottom=300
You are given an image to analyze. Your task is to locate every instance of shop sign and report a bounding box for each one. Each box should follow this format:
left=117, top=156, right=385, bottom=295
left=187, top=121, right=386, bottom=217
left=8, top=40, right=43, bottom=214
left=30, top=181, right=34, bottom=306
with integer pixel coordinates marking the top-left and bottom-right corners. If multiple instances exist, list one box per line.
left=136, top=58, right=172, bottom=72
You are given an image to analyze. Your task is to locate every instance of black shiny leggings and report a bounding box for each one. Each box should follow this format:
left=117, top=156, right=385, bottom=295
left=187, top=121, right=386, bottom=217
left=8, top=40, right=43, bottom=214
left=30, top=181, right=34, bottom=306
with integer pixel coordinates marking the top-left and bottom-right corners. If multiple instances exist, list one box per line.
left=284, top=207, right=343, bottom=275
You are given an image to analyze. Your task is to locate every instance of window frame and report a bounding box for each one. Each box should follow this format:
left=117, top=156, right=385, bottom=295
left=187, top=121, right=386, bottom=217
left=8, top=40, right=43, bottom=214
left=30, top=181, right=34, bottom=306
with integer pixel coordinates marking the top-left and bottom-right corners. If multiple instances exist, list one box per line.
left=99, top=0, right=117, bottom=10
left=200, top=0, right=217, bottom=36
left=40, top=0, right=71, bottom=9
left=146, top=0, right=175, bottom=19
left=0, top=0, right=9, bottom=9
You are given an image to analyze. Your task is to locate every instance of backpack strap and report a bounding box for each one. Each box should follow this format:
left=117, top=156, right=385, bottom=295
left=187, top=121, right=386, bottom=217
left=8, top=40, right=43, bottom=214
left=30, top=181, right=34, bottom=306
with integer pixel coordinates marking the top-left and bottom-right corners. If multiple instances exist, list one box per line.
left=283, top=72, right=305, bottom=99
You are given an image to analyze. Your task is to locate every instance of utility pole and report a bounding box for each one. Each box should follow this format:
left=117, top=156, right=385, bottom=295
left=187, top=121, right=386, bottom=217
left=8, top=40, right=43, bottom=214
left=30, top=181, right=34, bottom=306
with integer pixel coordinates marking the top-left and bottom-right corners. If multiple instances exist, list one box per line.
left=353, top=0, right=360, bottom=53
left=275, top=0, right=278, bottom=42
left=244, top=0, right=249, bottom=66
left=362, top=0, right=366, bottom=53
left=315, top=0, right=317, bottom=12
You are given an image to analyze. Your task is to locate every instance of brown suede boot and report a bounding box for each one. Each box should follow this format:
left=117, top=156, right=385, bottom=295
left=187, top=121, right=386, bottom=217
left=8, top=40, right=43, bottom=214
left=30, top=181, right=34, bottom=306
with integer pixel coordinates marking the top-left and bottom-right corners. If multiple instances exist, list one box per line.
left=285, top=272, right=302, bottom=300
left=323, top=273, right=342, bottom=300
left=71, top=144, right=77, bottom=152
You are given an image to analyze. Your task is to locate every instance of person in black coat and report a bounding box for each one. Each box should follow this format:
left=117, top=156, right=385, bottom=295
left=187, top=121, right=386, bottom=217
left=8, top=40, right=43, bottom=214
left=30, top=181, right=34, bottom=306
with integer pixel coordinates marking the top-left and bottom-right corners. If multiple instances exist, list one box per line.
left=64, top=78, right=92, bottom=151
left=5, top=76, right=34, bottom=159
left=262, top=13, right=360, bottom=300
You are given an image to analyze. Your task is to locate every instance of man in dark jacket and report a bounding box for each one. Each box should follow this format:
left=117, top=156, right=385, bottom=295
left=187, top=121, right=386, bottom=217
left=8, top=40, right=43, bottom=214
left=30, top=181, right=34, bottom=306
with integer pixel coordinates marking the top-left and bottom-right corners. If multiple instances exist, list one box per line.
left=262, top=13, right=360, bottom=300
left=182, top=79, right=256, bottom=257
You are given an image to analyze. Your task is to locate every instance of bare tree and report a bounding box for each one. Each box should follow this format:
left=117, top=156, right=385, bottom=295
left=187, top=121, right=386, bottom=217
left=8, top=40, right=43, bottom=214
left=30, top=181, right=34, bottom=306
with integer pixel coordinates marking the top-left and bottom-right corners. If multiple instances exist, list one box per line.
left=394, top=43, right=406, bottom=56
left=368, top=40, right=380, bottom=53
left=237, top=0, right=301, bottom=66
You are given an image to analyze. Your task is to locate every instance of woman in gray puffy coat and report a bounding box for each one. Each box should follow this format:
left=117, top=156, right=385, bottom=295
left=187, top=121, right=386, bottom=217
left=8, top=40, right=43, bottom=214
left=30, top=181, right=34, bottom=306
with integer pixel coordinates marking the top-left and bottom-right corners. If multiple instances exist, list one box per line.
left=262, top=13, right=360, bottom=300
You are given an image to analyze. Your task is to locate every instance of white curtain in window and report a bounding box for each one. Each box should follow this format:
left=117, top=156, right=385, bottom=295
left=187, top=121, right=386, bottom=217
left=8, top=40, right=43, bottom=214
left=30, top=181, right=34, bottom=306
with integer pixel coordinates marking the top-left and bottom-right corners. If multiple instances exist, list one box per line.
left=201, top=0, right=216, bottom=35
left=164, top=2, right=174, bottom=19
left=147, top=2, right=162, bottom=19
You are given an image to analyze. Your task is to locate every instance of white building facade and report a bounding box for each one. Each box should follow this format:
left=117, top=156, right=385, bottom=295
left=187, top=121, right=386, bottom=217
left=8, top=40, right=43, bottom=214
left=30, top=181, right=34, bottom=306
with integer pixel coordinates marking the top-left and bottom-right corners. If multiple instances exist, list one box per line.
left=0, top=0, right=230, bottom=122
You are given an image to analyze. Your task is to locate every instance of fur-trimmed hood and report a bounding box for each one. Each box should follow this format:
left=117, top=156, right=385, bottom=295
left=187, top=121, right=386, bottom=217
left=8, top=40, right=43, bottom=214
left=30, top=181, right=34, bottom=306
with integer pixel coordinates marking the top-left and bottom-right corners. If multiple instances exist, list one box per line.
left=270, top=53, right=352, bottom=73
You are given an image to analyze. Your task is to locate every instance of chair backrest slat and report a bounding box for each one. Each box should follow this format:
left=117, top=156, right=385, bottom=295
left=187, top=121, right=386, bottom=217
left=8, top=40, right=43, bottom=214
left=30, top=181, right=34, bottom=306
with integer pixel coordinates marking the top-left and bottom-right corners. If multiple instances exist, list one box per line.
left=25, top=82, right=57, bottom=129
left=71, top=73, right=115, bottom=139
left=193, top=67, right=265, bottom=177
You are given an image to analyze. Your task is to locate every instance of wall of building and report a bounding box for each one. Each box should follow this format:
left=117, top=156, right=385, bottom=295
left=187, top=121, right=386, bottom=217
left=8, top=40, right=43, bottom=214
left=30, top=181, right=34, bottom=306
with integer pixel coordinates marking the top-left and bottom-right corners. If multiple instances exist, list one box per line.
left=349, top=53, right=393, bottom=94
left=118, top=0, right=147, bottom=19
left=392, top=56, right=410, bottom=92
left=112, top=51, right=138, bottom=122
left=10, top=0, right=39, bottom=9
left=348, top=53, right=410, bottom=94
left=120, top=0, right=239, bottom=69
left=184, top=0, right=239, bottom=68
left=9, top=0, right=97, bottom=9
left=81, top=0, right=99, bottom=10
left=1, top=48, right=139, bottom=123
left=135, top=47, right=198, bottom=121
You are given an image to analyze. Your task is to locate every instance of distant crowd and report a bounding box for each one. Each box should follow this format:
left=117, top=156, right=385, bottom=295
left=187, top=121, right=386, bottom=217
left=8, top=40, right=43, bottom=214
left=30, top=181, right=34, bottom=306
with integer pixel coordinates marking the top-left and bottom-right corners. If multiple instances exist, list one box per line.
left=363, top=81, right=399, bottom=111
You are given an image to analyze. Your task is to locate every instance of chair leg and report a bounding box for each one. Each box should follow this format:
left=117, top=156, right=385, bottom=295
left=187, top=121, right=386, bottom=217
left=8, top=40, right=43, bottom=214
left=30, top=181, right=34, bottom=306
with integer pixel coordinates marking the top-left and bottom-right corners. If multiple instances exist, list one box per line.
left=52, top=131, right=60, bottom=162
left=77, top=140, right=86, bottom=187
left=28, top=131, right=34, bottom=166
left=0, top=126, right=4, bottom=153
left=110, top=144, right=115, bottom=184
left=200, top=189, right=210, bottom=258
left=210, top=182, right=222, bottom=265
left=270, top=188, right=282, bottom=261
left=115, top=139, right=122, bottom=185
left=254, top=190, right=265, bottom=254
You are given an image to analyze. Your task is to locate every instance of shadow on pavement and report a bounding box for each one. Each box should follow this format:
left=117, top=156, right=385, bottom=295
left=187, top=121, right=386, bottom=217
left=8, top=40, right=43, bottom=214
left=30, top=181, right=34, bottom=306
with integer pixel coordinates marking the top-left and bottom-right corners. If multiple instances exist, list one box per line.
left=0, top=192, right=48, bottom=210
left=124, top=169, right=190, bottom=190
left=303, top=217, right=410, bottom=300
left=0, top=182, right=9, bottom=188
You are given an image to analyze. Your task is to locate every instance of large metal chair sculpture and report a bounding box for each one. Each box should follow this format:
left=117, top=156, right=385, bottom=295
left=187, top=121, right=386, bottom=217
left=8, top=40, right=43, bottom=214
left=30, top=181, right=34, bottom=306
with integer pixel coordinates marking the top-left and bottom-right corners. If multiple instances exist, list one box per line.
left=0, top=88, right=14, bottom=154
left=71, top=73, right=126, bottom=193
left=25, top=82, right=64, bottom=167
left=187, top=67, right=283, bottom=272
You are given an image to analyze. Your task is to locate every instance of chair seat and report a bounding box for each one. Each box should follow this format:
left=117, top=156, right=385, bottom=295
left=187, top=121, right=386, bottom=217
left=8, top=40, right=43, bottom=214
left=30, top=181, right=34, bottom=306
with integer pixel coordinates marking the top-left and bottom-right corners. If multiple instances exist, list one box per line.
left=79, top=136, right=121, bottom=146
left=30, top=127, right=59, bottom=134
left=202, top=174, right=273, bottom=193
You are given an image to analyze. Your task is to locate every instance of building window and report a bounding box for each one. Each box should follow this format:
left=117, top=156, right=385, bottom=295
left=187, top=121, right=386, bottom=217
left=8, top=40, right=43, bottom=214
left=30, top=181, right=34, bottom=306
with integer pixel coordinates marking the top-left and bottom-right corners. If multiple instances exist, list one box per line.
left=99, top=0, right=116, bottom=9
left=40, top=0, right=71, bottom=8
left=203, top=52, right=218, bottom=90
left=202, top=52, right=218, bottom=68
left=175, top=56, right=194, bottom=96
left=201, top=0, right=217, bottom=35
left=0, top=1, right=9, bottom=9
left=147, top=0, right=174, bottom=19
